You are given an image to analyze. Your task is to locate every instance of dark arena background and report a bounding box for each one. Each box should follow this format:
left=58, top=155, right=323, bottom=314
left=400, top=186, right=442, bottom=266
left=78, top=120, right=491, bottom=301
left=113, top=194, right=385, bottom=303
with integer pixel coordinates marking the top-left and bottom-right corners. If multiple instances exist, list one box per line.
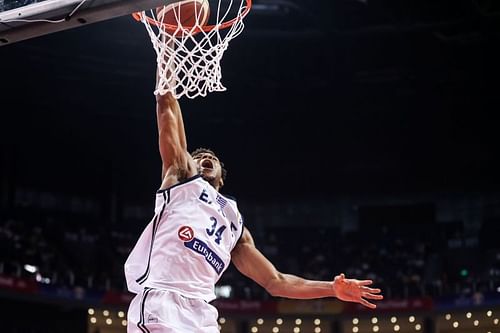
left=1, top=0, right=500, bottom=332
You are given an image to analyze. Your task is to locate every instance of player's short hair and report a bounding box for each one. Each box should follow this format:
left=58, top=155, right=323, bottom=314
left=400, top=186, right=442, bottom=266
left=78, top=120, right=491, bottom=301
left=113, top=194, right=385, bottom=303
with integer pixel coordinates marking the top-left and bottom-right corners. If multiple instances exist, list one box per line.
left=191, top=147, right=227, bottom=181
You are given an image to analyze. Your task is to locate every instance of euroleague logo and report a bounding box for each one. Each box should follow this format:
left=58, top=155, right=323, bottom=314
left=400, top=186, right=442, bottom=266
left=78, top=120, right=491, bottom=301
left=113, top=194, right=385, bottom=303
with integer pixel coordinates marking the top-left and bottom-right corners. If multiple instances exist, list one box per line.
left=178, top=226, right=194, bottom=242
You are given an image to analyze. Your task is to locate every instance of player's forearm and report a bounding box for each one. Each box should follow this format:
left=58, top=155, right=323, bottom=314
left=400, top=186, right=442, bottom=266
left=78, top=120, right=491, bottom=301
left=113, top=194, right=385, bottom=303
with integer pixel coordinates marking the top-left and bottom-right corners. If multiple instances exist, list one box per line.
left=175, top=106, right=187, bottom=150
left=156, top=94, right=181, bottom=136
left=266, top=273, right=335, bottom=299
left=156, top=93, right=186, bottom=148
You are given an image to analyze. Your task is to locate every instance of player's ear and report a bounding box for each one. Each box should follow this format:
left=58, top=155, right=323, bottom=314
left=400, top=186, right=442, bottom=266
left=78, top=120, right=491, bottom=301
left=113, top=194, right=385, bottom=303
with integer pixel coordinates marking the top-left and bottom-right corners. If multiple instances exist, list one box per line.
left=219, top=177, right=224, bottom=188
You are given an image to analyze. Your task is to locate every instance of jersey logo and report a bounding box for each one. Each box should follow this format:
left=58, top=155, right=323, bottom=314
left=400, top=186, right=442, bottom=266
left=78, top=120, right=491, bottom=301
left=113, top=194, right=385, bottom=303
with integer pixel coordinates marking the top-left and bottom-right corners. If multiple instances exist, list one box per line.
left=178, top=226, right=194, bottom=242
left=184, top=238, right=225, bottom=274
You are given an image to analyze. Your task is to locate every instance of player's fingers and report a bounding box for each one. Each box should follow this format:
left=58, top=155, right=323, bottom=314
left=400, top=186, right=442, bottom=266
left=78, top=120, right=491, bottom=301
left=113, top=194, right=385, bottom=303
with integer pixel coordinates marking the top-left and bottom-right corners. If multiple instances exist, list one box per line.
left=358, top=280, right=373, bottom=286
left=360, top=298, right=377, bottom=309
left=362, top=287, right=381, bottom=293
left=364, top=293, right=384, bottom=300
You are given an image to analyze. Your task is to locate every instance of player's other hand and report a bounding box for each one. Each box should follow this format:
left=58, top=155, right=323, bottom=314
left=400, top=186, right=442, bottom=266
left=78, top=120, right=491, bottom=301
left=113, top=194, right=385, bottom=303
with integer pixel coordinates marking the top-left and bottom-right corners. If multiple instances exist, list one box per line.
left=332, top=273, right=384, bottom=309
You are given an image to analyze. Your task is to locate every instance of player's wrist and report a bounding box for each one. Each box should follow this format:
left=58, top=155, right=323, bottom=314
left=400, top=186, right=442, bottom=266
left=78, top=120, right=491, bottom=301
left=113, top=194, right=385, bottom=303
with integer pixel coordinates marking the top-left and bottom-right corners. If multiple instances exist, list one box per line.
left=330, top=279, right=338, bottom=297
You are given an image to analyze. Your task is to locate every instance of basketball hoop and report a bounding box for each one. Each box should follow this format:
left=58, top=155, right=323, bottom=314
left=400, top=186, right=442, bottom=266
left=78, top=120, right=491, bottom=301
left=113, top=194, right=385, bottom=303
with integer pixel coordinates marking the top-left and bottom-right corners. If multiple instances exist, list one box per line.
left=132, top=0, right=252, bottom=99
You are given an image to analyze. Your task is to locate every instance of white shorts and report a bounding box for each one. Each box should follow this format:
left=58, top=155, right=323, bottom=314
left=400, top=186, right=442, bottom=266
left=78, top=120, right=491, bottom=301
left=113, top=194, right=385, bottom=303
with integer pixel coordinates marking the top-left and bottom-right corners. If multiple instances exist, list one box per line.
left=127, top=287, right=220, bottom=333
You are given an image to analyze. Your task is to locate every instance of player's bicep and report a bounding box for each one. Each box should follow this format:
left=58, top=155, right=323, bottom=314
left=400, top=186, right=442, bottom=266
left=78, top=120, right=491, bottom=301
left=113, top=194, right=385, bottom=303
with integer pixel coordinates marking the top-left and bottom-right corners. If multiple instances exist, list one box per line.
left=231, top=228, right=281, bottom=291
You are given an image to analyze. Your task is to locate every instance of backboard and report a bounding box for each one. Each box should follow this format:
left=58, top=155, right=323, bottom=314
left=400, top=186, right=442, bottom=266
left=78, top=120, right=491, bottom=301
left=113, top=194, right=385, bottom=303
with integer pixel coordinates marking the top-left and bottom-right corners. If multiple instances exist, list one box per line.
left=0, top=0, right=166, bottom=45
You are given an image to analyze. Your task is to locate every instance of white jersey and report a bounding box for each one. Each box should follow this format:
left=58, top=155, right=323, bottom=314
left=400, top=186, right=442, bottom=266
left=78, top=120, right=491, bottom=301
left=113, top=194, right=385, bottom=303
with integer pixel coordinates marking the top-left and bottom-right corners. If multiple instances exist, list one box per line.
left=124, top=175, right=244, bottom=302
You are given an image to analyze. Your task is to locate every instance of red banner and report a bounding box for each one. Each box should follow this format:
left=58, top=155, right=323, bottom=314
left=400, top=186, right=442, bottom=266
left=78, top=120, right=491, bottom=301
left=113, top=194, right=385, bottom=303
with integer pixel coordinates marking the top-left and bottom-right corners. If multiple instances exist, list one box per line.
left=0, top=275, right=38, bottom=294
left=212, top=299, right=278, bottom=314
left=0, top=274, right=435, bottom=316
left=344, top=297, right=434, bottom=313
left=102, top=290, right=135, bottom=305
left=277, top=299, right=345, bottom=315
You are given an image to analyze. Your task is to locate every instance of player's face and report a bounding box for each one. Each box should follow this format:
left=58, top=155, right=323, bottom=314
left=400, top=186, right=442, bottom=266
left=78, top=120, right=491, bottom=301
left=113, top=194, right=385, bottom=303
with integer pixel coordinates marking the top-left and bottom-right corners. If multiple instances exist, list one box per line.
left=193, top=153, right=223, bottom=188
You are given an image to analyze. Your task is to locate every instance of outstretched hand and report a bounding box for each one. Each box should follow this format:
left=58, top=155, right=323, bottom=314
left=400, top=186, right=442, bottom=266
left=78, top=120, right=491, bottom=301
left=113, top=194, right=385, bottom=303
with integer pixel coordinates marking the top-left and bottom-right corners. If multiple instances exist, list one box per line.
left=333, top=273, right=384, bottom=309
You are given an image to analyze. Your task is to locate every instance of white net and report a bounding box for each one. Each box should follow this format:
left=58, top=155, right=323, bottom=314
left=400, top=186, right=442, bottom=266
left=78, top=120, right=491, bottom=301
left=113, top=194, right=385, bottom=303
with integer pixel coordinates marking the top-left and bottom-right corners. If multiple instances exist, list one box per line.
left=134, top=0, right=251, bottom=99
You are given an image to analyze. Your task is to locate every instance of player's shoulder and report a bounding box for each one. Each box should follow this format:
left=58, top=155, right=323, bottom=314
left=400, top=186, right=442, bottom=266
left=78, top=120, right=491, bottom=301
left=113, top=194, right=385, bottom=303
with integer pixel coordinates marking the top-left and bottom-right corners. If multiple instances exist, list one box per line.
left=157, top=174, right=203, bottom=193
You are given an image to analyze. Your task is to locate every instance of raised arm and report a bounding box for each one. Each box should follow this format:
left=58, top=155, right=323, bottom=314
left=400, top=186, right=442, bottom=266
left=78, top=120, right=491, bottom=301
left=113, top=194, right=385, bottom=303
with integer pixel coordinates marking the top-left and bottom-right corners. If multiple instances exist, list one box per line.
left=154, top=35, right=198, bottom=187
left=231, top=228, right=383, bottom=308
left=156, top=90, right=197, bottom=189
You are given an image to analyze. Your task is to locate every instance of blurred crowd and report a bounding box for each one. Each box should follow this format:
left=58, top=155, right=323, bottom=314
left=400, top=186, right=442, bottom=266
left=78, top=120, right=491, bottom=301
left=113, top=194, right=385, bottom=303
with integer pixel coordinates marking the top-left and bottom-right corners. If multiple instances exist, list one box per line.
left=1, top=206, right=499, bottom=301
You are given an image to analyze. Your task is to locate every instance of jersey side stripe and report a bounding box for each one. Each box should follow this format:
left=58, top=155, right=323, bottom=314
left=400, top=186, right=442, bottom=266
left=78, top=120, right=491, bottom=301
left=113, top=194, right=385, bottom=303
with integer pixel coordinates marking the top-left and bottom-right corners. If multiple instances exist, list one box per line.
left=137, top=287, right=152, bottom=333
left=136, top=192, right=168, bottom=285
left=232, top=224, right=245, bottom=251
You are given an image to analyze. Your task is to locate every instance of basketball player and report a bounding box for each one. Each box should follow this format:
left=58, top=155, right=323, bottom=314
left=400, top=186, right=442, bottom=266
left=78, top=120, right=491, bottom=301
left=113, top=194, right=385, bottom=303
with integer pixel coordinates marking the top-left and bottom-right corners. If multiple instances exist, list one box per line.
left=124, top=87, right=384, bottom=333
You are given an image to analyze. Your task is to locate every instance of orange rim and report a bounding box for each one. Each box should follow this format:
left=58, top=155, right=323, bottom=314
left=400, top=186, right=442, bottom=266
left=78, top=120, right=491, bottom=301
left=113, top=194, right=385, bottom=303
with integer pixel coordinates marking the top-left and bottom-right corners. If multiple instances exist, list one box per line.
left=132, top=0, right=252, bottom=33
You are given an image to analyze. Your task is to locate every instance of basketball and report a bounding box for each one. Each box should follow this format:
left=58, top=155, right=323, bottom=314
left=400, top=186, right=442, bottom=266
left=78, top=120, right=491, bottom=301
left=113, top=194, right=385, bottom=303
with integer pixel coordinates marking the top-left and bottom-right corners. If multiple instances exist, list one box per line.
left=156, top=0, right=210, bottom=36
